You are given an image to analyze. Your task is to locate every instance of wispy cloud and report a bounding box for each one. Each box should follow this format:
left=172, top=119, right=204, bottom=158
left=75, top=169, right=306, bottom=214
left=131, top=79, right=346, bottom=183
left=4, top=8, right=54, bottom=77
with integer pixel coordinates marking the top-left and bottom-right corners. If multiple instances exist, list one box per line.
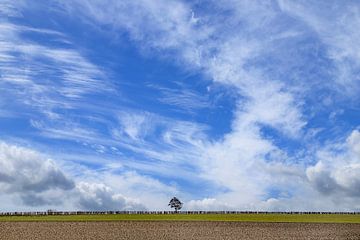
left=0, top=0, right=24, bottom=17
left=111, top=110, right=208, bottom=175
left=278, top=0, right=360, bottom=95
left=0, top=20, right=109, bottom=121
left=1, top=0, right=359, bottom=211
left=155, top=85, right=212, bottom=114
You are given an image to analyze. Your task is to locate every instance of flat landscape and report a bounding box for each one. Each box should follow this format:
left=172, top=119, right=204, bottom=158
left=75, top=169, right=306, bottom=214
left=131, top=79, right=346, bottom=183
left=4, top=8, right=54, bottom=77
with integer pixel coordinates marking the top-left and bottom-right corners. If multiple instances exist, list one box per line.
left=0, top=214, right=360, bottom=239
left=0, top=221, right=359, bottom=240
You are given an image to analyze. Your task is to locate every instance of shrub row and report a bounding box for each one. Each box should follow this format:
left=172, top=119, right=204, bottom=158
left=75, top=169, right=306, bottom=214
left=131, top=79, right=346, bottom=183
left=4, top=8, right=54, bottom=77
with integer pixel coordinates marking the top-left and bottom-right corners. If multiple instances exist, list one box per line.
left=0, top=211, right=359, bottom=216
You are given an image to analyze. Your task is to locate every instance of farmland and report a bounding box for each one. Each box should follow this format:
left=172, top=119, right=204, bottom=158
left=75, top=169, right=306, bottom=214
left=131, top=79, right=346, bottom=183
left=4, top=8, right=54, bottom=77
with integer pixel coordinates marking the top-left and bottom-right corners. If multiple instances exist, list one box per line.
left=0, top=221, right=359, bottom=240
left=1, top=213, right=359, bottom=239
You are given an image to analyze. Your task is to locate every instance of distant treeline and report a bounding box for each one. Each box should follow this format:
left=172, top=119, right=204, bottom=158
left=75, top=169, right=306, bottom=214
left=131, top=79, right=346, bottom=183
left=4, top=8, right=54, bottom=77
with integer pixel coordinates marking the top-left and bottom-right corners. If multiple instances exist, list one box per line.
left=0, top=211, right=359, bottom=216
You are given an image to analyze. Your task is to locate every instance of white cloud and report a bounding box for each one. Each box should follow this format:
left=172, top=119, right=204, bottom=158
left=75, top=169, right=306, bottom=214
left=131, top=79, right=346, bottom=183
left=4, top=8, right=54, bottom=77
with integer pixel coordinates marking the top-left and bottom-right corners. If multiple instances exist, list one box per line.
left=30, top=119, right=102, bottom=143
left=116, top=111, right=155, bottom=141
left=306, top=130, right=360, bottom=198
left=239, top=82, right=305, bottom=137
left=186, top=198, right=232, bottom=211
left=0, top=0, right=24, bottom=17
left=199, top=130, right=360, bottom=211
left=348, top=130, right=360, bottom=156
left=0, top=19, right=109, bottom=122
left=64, top=0, right=305, bottom=138
left=278, top=0, right=360, bottom=93
left=111, top=109, right=207, bottom=167
left=76, top=182, right=146, bottom=211
left=64, top=0, right=209, bottom=51
left=155, top=85, right=211, bottom=113
left=0, top=142, right=74, bottom=192
left=0, top=141, right=74, bottom=207
left=101, top=171, right=179, bottom=210
left=0, top=141, right=177, bottom=210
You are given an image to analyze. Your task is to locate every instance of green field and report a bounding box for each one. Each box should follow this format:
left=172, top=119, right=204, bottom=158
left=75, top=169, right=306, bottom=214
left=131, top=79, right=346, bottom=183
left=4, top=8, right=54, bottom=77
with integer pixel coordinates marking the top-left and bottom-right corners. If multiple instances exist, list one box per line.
left=0, top=214, right=359, bottom=223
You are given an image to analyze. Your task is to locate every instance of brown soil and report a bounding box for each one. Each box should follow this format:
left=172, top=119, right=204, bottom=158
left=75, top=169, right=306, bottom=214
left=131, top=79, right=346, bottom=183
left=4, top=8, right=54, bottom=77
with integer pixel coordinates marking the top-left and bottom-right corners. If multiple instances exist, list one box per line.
left=0, top=221, right=359, bottom=240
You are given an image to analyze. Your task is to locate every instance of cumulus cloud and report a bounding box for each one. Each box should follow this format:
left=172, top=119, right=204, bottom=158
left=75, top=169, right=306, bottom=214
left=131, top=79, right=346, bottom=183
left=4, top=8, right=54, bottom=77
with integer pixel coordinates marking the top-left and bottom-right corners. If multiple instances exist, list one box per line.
left=0, top=141, right=151, bottom=210
left=186, top=198, right=232, bottom=211
left=0, top=142, right=74, bottom=206
left=76, top=182, right=146, bottom=211
left=306, top=130, right=360, bottom=198
left=0, top=142, right=74, bottom=192
left=348, top=130, right=360, bottom=156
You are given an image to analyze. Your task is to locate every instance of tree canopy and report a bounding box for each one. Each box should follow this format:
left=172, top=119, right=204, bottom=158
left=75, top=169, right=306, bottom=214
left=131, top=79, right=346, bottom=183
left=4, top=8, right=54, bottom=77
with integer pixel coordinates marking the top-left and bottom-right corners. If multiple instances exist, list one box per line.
left=168, top=197, right=183, bottom=212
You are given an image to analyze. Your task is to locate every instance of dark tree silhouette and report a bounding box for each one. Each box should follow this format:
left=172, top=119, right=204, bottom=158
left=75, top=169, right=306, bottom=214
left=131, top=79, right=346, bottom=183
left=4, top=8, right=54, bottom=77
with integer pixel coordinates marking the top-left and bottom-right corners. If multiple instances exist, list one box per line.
left=168, top=197, right=183, bottom=212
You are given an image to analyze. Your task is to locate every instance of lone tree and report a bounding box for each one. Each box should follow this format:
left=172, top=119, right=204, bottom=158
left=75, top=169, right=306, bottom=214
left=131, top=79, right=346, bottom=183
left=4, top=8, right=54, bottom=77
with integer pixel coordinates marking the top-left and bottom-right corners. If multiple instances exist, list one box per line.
left=168, top=197, right=183, bottom=213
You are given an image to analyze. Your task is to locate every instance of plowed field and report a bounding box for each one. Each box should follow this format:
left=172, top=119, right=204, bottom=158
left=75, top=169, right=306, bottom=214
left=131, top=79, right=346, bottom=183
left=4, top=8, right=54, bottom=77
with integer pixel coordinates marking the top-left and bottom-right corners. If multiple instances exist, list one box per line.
left=1, top=221, right=359, bottom=240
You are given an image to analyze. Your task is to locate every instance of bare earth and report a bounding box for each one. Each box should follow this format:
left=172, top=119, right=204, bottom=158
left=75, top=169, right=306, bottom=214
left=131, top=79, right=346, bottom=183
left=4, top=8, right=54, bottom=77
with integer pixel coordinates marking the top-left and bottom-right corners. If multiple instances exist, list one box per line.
left=0, top=221, right=359, bottom=240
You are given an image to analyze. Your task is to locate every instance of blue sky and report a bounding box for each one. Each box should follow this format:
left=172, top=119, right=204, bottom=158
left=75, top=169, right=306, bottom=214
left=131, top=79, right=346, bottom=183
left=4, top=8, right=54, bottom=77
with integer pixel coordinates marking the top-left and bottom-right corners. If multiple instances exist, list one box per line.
left=0, top=0, right=359, bottom=211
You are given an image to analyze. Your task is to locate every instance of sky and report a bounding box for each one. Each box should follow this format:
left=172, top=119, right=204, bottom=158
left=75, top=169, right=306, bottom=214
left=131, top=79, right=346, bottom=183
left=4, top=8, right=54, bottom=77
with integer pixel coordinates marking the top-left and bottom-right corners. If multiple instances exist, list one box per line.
left=0, top=0, right=359, bottom=212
